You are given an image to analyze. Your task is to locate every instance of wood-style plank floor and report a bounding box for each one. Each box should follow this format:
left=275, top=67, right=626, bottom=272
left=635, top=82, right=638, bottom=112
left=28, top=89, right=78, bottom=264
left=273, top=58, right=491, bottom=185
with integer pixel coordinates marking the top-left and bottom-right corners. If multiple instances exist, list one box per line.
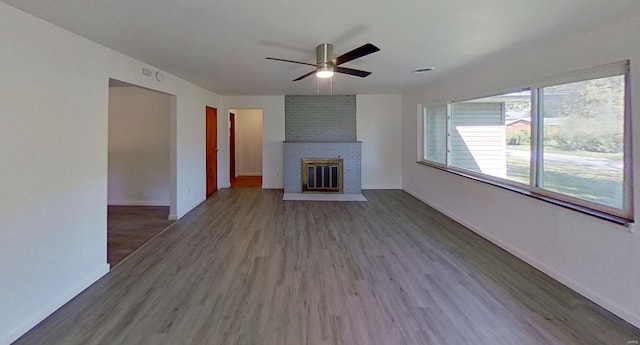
left=15, top=189, right=640, bottom=345
left=231, top=176, right=262, bottom=188
left=107, top=206, right=174, bottom=267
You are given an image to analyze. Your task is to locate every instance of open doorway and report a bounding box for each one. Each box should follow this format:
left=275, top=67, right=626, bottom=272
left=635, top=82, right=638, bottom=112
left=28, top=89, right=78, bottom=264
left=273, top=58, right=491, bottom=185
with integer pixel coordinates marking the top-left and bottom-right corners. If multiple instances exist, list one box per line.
left=229, top=109, right=263, bottom=188
left=107, top=79, right=175, bottom=268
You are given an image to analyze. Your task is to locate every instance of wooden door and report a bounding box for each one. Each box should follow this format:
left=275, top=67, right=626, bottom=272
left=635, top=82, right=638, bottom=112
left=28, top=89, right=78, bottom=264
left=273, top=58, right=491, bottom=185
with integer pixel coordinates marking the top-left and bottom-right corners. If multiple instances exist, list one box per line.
left=206, top=107, right=218, bottom=197
left=229, top=113, right=236, bottom=181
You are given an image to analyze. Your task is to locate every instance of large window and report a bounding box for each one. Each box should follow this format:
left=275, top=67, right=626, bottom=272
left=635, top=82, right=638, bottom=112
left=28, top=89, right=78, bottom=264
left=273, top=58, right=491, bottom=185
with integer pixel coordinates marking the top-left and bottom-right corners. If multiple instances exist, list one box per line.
left=539, top=75, right=625, bottom=209
left=421, top=62, right=631, bottom=221
left=423, top=105, right=447, bottom=164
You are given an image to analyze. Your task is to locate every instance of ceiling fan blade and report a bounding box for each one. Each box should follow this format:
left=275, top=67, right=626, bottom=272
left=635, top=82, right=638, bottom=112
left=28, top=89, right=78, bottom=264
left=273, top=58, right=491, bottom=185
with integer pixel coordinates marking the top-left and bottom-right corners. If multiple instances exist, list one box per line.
left=333, top=43, right=380, bottom=66
left=265, top=57, right=317, bottom=67
left=334, top=66, right=372, bottom=78
left=293, top=70, right=317, bottom=81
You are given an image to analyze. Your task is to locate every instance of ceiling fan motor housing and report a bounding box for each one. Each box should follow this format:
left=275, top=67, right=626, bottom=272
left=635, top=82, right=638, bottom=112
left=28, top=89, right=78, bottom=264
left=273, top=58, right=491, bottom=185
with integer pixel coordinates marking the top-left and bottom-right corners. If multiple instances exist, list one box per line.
left=316, top=43, right=334, bottom=68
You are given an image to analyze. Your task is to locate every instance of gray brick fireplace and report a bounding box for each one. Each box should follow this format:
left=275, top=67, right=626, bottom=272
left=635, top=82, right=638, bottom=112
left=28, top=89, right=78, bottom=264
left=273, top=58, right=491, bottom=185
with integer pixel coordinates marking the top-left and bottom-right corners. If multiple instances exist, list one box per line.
left=283, top=95, right=362, bottom=194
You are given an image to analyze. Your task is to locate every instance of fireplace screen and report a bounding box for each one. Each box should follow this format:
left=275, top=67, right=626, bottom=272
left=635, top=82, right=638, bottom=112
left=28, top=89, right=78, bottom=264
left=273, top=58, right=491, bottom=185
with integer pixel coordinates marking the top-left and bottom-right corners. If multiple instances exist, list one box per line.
left=301, top=158, right=343, bottom=193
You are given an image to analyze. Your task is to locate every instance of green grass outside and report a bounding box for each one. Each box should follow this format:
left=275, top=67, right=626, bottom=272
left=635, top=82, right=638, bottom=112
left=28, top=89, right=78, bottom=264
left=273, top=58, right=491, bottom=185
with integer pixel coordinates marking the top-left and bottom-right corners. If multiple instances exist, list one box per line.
left=506, top=156, right=623, bottom=209
left=507, top=144, right=623, bottom=159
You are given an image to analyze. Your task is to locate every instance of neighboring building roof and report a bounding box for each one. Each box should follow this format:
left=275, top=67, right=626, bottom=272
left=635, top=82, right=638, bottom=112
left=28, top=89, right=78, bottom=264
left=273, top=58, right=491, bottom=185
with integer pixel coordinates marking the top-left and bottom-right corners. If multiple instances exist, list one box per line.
left=505, top=117, right=566, bottom=126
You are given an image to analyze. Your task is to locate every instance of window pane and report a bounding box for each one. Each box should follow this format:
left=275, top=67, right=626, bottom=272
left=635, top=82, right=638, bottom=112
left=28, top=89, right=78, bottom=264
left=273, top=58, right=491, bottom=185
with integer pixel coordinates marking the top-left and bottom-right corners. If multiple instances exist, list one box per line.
left=540, top=75, right=625, bottom=209
left=450, top=91, right=531, bottom=184
left=424, top=105, right=447, bottom=164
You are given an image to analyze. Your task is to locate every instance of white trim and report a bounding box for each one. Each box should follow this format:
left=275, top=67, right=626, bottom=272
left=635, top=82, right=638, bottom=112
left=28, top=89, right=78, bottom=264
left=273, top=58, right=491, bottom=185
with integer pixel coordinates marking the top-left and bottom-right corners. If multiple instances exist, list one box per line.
left=423, top=104, right=448, bottom=165
left=362, top=185, right=402, bottom=190
left=4, top=264, right=110, bottom=345
left=623, top=70, right=634, bottom=222
left=529, top=60, right=629, bottom=89
left=417, top=104, right=423, bottom=162
left=107, top=200, right=170, bottom=206
left=404, top=188, right=640, bottom=330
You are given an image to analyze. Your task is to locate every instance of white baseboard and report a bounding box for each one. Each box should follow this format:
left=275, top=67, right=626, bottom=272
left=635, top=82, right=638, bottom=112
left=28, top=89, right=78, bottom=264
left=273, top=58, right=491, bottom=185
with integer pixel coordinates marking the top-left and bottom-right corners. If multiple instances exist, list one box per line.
left=362, top=185, right=402, bottom=190
left=403, top=188, right=640, bottom=330
left=168, top=214, right=178, bottom=221
left=4, top=263, right=110, bottom=345
left=108, top=200, right=170, bottom=206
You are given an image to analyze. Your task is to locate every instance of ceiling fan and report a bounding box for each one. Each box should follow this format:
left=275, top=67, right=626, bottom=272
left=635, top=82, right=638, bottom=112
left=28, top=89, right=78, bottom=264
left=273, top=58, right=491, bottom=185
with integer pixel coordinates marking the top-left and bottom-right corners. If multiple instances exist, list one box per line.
left=266, top=43, right=380, bottom=81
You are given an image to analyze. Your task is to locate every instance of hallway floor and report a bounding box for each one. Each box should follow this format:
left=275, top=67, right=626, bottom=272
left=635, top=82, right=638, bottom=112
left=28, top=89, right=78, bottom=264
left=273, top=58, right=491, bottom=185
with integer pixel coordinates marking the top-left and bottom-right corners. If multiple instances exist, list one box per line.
left=231, top=176, right=262, bottom=188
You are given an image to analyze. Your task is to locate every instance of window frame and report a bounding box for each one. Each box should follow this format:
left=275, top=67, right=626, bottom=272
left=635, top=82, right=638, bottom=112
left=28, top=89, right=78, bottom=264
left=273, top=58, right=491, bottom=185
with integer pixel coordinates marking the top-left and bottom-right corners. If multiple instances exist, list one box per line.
left=422, top=104, right=449, bottom=166
left=419, top=61, right=633, bottom=224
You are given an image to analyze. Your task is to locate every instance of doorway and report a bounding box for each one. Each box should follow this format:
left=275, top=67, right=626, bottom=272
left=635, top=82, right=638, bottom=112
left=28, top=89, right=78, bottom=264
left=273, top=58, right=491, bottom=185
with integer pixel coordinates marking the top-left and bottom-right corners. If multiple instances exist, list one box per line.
left=107, top=79, right=175, bottom=268
left=229, top=109, right=263, bottom=188
left=206, top=106, right=218, bottom=197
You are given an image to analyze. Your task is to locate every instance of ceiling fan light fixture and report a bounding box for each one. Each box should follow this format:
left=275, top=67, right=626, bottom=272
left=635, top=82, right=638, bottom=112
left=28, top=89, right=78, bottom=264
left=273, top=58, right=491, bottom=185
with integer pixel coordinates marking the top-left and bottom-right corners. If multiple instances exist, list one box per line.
left=316, top=66, right=334, bottom=78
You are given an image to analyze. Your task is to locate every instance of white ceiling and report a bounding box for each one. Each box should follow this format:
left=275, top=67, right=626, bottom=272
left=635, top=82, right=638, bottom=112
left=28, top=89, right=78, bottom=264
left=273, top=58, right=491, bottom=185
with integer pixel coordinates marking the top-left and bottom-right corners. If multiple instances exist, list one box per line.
left=4, top=0, right=640, bottom=95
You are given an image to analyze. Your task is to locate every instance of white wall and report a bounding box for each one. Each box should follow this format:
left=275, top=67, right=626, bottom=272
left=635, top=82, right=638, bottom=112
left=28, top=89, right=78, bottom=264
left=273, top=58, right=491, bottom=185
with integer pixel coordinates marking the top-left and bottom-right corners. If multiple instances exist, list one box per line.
left=222, top=97, right=285, bottom=188
left=401, top=14, right=640, bottom=328
left=108, top=86, right=170, bottom=206
left=357, top=95, right=403, bottom=189
left=232, top=109, right=263, bottom=176
left=0, top=3, right=221, bottom=344
left=222, top=95, right=403, bottom=190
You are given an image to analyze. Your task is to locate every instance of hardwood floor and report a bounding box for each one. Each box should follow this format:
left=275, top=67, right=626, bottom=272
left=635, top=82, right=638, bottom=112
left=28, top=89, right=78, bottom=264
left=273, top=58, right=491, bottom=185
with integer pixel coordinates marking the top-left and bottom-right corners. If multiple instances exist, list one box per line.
left=231, top=176, right=262, bottom=188
left=15, top=189, right=640, bottom=344
left=107, top=206, right=175, bottom=267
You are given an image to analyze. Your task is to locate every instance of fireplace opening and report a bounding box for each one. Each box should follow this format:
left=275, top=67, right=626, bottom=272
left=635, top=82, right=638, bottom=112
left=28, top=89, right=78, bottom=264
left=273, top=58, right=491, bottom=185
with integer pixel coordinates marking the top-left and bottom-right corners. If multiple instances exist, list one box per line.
left=302, top=158, right=343, bottom=193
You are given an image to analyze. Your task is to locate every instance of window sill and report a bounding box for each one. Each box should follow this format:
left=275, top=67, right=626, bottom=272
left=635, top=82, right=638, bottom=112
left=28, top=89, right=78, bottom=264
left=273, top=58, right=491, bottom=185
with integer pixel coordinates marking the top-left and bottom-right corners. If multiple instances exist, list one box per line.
left=416, top=161, right=634, bottom=227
